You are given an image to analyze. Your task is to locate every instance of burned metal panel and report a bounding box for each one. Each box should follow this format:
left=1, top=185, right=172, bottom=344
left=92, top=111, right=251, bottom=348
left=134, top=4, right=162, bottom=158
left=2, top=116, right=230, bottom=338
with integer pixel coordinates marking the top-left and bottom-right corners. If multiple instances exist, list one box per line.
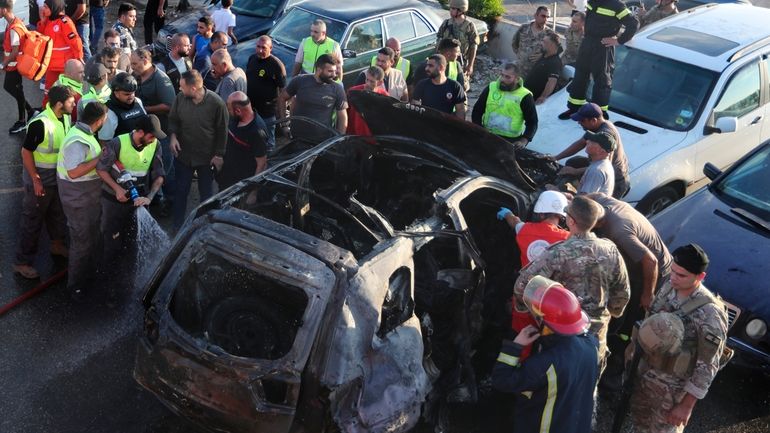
left=321, top=238, right=430, bottom=433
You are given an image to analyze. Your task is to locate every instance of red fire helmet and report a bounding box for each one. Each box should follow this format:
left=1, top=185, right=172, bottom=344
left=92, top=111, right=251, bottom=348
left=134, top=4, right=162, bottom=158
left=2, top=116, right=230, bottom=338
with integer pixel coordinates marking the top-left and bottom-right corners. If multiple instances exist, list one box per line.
left=523, top=275, right=590, bottom=336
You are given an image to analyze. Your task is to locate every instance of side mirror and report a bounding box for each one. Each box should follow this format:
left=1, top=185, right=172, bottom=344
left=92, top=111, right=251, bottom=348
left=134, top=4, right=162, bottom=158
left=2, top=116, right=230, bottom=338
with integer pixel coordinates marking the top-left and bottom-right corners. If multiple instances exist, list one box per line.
left=715, top=116, right=738, bottom=133
left=703, top=162, right=722, bottom=181
left=561, top=64, right=575, bottom=80
left=342, top=49, right=357, bottom=59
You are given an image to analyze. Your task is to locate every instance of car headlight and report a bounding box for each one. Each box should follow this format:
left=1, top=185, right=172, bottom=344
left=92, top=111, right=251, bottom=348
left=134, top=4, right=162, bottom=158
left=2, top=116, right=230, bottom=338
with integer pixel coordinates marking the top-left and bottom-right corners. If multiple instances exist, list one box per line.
left=745, top=318, right=767, bottom=339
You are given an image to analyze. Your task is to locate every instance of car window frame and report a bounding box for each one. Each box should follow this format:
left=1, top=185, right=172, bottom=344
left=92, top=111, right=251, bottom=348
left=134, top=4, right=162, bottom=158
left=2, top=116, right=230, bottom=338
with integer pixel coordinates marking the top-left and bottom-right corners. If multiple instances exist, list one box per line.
left=342, top=16, right=386, bottom=56
left=710, top=58, right=763, bottom=123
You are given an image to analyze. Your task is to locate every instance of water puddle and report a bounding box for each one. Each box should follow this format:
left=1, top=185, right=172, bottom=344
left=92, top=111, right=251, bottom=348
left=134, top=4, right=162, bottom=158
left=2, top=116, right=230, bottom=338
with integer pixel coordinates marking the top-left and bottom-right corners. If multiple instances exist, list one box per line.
left=134, top=206, right=171, bottom=288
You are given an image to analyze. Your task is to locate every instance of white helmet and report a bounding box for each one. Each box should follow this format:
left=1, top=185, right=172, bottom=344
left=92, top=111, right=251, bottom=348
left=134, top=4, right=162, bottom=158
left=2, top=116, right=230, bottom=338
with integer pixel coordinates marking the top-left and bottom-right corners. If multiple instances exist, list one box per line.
left=533, top=191, right=568, bottom=216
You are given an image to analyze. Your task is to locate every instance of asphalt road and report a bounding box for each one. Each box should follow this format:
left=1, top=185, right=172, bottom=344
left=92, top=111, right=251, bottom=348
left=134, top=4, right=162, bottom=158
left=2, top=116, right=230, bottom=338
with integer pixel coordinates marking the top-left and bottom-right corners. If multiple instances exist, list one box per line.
left=1, top=34, right=769, bottom=433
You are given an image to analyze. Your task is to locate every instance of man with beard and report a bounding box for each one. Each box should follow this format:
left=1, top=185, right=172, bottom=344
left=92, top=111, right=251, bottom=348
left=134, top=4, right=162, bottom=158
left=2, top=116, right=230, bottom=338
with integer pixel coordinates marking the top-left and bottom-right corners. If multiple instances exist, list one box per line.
left=218, top=92, right=267, bottom=190
left=278, top=54, right=347, bottom=140
left=169, top=70, right=228, bottom=230
left=14, top=86, right=74, bottom=279
left=193, top=31, right=228, bottom=90
left=96, top=114, right=165, bottom=273
left=99, top=72, right=147, bottom=143
left=354, top=47, right=408, bottom=102
left=245, top=35, right=286, bottom=152
left=525, top=32, right=562, bottom=104
left=158, top=33, right=192, bottom=93
left=472, top=62, right=537, bottom=148
left=412, top=54, right=466, bottom=118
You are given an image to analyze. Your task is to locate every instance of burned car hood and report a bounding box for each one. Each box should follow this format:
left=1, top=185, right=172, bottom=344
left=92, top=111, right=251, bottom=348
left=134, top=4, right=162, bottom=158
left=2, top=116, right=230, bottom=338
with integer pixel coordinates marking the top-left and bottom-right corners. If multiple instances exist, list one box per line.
left=349, top=91, right=537, bottom=191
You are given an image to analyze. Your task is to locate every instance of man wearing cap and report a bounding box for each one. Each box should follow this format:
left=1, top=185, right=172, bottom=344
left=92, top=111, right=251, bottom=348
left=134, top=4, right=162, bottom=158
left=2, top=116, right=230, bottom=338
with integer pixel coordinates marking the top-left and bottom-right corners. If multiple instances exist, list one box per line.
left=96, top=114, right=165, bottom=270
left=551, top=102, right=630, bottom=198
left=630, top=244, right=728, bottom=433
left=514, top=195, right=630, bottom=364
left=78, top=62, right=110, bottom=119
left=493, top=276, right=599, bottom=433
left=437, top=0, right=478, bottom=88
left=577, top=130, right=615, bottom=196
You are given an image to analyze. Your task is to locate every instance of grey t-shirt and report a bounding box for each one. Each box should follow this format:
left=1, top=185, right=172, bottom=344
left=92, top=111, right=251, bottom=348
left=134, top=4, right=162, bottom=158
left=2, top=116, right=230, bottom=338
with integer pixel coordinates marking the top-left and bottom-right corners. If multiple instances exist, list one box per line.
left=215, top=67, right=248, bottom=102
left=592, top=194, right=672, bottom=280
left=579, top=158, right=615, bottom=196
left=137, top=67, right=177, bottom=132
left=284, top=74, right=347, bottom=127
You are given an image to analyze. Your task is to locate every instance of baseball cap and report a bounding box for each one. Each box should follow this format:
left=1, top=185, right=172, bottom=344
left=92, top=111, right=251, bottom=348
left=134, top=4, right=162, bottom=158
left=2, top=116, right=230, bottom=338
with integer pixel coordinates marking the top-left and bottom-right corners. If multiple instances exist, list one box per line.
left=136, top=115, right=167, bottom=140
left=584, top=130, right=616, bottom=153
left=672, top=243, right=709, bottom=274
left=85, top=62, right=108, bottom=84
left=570, top=103, right=603, bottom=121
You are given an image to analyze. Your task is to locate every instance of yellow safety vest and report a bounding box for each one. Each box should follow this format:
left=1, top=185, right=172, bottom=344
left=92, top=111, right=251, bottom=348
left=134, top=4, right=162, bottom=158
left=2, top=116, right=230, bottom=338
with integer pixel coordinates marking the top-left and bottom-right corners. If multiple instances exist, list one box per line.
left=29, top=105, right=71, bottom=169
left=370, top=55, right=411, bottom=77
left=447, top=60, right=459, bottom=81
left=57, top=124, right=102, bottom=182
left=54, top=75, right=83, bottom=96
left=116, top=133, right=157, bottom=178
left=301, top=36, right=338, bottom=74
left=482, top=79, right=532, bottom=138
left=80, top=84, right=111, bottom=104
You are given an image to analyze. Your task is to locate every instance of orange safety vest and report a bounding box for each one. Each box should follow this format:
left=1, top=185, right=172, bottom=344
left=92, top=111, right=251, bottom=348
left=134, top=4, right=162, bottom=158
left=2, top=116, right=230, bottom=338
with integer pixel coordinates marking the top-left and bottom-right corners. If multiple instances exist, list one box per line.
left=3, top=17, right=25, bottom=71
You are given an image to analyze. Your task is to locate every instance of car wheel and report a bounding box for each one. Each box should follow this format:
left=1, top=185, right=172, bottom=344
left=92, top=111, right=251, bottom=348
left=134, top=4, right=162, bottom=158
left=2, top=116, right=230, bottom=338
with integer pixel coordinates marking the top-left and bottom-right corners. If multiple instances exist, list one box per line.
left=637, top=186, right=680, bottom=218
left=627, top=0, right=643, bottom=16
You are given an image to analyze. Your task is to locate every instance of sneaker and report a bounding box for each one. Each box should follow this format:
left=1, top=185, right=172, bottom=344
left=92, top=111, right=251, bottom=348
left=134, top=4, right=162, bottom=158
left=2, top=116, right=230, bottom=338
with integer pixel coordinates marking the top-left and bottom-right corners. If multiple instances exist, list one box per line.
left=558, top=109, right=576, bottom=120
left=13, top=264, right=40, bottom=279
left=9, top=120, right=26, bottom=134
left=50, top=241, right=69, bottom=258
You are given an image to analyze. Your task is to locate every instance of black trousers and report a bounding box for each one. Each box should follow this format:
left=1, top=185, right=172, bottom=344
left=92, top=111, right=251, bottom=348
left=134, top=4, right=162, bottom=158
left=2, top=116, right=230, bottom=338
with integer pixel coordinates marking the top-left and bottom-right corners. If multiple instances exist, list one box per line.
left=567, top=36, right=615, bottom=111
left=16, top=184, right=68, bottom=265
left=143, top=5, right=166, bottom=45
left=101, top=196, right=137, bottom=269
left=4, top=69, right=30, bottom=121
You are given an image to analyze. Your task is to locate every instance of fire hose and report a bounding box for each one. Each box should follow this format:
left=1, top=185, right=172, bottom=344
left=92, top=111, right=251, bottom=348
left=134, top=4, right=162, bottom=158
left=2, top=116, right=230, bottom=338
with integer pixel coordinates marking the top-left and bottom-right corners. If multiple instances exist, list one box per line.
left=0, top=269, right=67, bottom=317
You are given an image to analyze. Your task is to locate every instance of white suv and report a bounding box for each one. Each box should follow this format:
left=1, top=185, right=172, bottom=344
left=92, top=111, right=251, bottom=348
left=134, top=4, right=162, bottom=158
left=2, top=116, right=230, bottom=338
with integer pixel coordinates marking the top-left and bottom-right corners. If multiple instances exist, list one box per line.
left=529, top=3, right=770, bottom=215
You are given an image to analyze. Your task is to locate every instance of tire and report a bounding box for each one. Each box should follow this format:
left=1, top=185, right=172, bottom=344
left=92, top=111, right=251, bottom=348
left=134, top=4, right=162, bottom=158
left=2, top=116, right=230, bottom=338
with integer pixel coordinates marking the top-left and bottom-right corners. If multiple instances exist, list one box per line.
left=637, top=186, right=680, bottom=218
left=626, top=0, right=643, bottom=16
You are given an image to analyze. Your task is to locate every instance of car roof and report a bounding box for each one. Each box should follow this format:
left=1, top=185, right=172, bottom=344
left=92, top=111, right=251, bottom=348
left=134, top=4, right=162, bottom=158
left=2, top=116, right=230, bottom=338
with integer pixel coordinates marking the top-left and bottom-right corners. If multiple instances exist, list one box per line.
left=293, top=0, right=433, bottom=23
left=626, top=3, right=770, bottom=72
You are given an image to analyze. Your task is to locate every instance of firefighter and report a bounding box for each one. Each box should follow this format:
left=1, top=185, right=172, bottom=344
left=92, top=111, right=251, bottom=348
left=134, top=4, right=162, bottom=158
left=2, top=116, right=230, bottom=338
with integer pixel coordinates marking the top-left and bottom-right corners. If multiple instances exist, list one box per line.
left=558, top=0, right=638, bottom=120
left=492, top=276, right=599, bottom=433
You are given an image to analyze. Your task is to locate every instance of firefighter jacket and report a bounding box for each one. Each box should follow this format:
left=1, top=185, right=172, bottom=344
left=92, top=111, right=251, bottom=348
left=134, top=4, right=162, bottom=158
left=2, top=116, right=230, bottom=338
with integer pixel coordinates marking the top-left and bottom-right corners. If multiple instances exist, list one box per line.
left=492, top=334, right=599, bottom=433
left=584, top=0, right=639, bottom=44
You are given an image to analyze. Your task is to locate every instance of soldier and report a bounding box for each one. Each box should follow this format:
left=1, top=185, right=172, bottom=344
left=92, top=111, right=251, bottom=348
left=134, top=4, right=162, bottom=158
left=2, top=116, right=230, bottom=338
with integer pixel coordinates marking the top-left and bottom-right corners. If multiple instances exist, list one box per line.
left=639, top=0, right=679, bottom=28
left=437, top=0, right=479, bottom=88
left=492, top=276, right=599, bottom=433
left=558, top=0, right=638, bottom=120
left=512, top=6, right=557, bottom=79
left=630, top=244, right=729, bottom=433
left=562, top=11, right=585, bottom=66
left=514, top=195, right=630, bottom=363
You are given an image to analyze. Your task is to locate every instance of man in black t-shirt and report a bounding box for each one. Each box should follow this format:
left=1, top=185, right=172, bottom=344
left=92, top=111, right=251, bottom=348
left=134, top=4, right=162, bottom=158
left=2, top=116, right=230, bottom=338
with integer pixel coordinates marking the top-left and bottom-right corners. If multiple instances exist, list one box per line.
left=65, top=0, right=91, bottom=59
left=412, top=54, right=466, bottom=118
left=219, top=91, right=268, bottom=190
left=524, top=32, right=563, bottom=104
left=246, top=35, right=286, bottom=152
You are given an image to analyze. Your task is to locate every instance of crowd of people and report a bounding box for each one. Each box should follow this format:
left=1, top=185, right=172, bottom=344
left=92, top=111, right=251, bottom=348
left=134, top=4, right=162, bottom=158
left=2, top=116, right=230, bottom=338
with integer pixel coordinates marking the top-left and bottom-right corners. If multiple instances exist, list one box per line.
left=3, top=0, right=730, bottom=431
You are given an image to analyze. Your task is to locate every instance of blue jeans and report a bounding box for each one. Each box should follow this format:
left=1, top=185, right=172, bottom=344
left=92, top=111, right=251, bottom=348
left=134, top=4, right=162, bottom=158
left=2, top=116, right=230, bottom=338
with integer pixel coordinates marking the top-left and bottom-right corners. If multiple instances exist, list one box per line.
left=259, top=115, right=276, bottom=152
left=159, top=137, right=175, bottom=199
left=173, top=159, right=214, bottom=230
left=90, top=7, right=105, bottom=52
left=77, top=23, right=91, bottom=60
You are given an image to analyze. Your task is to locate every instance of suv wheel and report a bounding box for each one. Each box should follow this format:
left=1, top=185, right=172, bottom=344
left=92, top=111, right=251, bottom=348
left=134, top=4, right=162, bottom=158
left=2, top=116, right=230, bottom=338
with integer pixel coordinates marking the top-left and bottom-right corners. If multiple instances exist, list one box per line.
left=637, top=186, right=680, bottom=217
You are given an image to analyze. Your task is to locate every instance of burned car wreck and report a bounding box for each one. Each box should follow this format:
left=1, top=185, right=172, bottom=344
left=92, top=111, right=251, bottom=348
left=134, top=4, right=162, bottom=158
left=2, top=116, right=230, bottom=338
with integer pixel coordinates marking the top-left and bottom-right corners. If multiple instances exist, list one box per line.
left=134, top=92, right=560, bottom=433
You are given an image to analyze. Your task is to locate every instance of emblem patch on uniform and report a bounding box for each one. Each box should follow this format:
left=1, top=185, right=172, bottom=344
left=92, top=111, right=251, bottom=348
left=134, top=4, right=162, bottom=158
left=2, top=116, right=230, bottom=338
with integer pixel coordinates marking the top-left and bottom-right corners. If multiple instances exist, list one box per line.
left=53, top=24, right=60, bottom=32
left=445, top=92, right=453, bottom=100
left=68, top=32, right=76, bottom=39
left=705, top=332, right=720, bottom=346
left=259, top=69, right=266, bottom=77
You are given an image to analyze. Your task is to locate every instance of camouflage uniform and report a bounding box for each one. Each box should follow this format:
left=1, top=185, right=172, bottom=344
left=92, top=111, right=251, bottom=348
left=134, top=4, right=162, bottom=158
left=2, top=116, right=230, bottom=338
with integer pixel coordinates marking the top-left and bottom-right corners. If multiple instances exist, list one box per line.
left=630, top=281, right=728, bottom=433
left=562, top=28, right=583, bottom=66
left=437, top=18, right=479, bottom=87
left=639, top=5, right=679, bottom=28
left=513, top=232, right=630, bottom=361
left=511, top=23, right=557, bottom=78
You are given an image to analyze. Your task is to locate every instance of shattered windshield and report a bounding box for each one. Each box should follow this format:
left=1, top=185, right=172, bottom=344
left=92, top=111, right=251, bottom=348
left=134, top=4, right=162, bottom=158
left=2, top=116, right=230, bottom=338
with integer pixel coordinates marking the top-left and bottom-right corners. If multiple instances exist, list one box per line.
left=610, top=45, right=718, bottom=131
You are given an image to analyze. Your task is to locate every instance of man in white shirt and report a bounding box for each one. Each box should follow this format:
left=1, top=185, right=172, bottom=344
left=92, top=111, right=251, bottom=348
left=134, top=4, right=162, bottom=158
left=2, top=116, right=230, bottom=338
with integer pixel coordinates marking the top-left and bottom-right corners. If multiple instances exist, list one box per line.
left=211, top=0, right=237, bottom=45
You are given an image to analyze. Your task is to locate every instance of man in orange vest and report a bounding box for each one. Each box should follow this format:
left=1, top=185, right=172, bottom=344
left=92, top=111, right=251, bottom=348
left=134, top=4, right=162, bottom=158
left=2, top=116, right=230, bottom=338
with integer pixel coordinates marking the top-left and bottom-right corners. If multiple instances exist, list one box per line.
left=1, top=0, right=34, bottom=134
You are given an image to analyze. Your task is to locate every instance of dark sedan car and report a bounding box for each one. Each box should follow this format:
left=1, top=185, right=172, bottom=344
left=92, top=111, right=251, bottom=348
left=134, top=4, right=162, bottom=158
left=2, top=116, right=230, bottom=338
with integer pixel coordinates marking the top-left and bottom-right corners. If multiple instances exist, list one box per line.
left=228, top=0, right=488, bottom=87
left=152, top=0, right=302, bottom=58
left=651, top=140, right=770, bottom=373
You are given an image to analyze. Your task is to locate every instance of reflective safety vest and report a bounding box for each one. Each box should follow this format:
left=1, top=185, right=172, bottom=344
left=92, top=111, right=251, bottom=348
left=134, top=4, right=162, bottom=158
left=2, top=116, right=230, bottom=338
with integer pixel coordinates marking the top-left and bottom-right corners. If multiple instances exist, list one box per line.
left=57, top=124, right=102, bottom=182
left=446, top=60, right=459, bottom=81
left=370, top=55, right=411, bottom=78
left=3, top=18, right=25, bottom=71
left=54, top=75, right=83, bottom=97
left=482, top=79, right=532, bottom=138
left=116, top=133, right=157, bottom=180
left=301, top=36, right=338, bottom=74
left=29, top=105, right=71, bottom=169
left=80, top=84, right=111, bottom=104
